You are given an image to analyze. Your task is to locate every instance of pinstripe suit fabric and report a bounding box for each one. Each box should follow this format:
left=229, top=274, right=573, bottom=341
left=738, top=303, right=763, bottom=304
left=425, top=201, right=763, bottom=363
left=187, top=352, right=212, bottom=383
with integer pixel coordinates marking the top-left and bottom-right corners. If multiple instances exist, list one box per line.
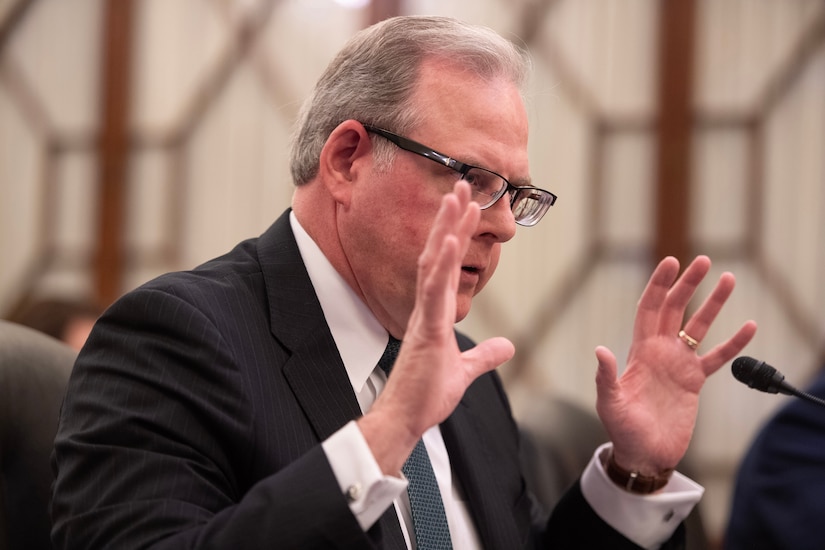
left=51, top=209, right=678, bottom=549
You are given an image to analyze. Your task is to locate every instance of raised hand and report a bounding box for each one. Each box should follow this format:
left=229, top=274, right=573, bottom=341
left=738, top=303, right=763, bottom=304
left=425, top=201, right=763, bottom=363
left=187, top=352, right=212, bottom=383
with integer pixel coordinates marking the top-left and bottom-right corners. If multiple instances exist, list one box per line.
left=594, top=255, right=757, bottom=476
left=360, top=180, right=515, bottom=474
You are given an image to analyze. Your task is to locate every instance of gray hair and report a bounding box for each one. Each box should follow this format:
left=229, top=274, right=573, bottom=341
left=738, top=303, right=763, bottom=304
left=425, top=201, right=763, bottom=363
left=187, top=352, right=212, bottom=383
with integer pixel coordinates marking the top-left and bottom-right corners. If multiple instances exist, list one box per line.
left=289, top=15, right=531, bottom=186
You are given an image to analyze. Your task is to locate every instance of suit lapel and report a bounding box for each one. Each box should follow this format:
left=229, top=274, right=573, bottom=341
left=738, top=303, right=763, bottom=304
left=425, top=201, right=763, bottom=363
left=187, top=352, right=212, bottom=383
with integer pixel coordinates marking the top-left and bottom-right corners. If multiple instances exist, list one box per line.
left=256, top=212, right=407, bottom=549
left=441, top=384, right=524, bottom=550
left=257, top=210, right=361, bottom=439
left=282, top=329, right=362, bottom=440
left=442, top=334, right=519, bottom=548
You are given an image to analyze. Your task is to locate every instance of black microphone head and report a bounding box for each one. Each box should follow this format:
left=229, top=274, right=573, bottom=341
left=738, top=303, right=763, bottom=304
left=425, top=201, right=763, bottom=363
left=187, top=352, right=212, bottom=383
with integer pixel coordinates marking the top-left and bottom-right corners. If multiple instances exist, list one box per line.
left=732, top=356, right=785, bottom=395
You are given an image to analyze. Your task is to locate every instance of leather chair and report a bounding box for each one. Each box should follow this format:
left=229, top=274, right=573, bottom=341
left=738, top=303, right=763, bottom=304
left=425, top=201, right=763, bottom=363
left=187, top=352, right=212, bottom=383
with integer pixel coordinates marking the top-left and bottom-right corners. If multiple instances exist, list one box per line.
left=0, top=320, right=76, bottom=550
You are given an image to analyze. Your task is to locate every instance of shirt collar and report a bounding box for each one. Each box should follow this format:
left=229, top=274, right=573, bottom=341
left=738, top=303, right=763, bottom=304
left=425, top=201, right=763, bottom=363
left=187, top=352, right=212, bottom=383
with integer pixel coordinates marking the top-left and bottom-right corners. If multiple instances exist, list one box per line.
left=289, top=211, right=388, bottom=393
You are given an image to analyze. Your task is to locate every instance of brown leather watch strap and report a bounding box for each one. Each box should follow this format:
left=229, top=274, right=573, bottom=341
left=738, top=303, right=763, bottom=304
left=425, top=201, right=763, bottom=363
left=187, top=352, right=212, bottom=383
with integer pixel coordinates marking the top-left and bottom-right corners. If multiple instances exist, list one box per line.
left=601, top=449, right=674, bottom=494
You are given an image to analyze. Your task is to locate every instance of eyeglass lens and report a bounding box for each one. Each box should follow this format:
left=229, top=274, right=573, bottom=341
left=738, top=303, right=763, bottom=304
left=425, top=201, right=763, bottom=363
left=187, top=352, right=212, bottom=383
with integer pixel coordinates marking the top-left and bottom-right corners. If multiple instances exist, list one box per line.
left=462, top=167, right=551, bottom=227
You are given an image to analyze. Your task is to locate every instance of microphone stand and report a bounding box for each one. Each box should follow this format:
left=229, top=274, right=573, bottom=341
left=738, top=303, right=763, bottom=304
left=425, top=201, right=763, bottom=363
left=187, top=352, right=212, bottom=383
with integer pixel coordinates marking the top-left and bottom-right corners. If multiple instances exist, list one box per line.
left=786, top=386, right=825, bottom=409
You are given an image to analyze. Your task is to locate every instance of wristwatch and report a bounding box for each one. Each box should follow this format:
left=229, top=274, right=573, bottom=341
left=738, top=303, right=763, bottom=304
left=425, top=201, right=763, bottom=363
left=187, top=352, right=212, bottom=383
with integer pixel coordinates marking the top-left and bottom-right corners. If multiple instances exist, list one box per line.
left=601, top=448, right=674, bottom=494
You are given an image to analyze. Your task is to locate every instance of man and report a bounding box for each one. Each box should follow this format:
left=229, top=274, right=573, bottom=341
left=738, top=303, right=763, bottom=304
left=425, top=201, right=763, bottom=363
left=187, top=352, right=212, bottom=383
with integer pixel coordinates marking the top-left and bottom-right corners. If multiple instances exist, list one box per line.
left=51, top=15, right=757, bottom=549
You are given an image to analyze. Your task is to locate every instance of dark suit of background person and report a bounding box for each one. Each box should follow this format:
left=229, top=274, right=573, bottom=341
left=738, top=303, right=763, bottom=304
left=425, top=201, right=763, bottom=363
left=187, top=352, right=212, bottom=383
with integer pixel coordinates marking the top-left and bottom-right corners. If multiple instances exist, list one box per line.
left=725, top=358, right=825, bottom=550
left=50, top=211, right=677, bottom=549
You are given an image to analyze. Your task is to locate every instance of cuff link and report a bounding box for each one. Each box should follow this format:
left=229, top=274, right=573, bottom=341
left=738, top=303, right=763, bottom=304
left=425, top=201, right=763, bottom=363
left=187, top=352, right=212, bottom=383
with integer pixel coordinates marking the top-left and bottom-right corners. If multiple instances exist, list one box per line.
left=345, top=483, right=362, bottom=502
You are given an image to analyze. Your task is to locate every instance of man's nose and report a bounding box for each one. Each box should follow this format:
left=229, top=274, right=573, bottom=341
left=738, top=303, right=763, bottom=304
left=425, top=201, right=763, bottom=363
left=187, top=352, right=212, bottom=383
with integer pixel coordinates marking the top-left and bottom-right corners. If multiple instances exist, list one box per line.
left=478, top=194, right=517, bottom=243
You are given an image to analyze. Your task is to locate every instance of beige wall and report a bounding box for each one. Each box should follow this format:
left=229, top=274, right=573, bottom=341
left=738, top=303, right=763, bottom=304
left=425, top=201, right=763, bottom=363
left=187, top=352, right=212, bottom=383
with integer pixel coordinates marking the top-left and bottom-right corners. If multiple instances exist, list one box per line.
left=2, top=0, right=824, bottom=541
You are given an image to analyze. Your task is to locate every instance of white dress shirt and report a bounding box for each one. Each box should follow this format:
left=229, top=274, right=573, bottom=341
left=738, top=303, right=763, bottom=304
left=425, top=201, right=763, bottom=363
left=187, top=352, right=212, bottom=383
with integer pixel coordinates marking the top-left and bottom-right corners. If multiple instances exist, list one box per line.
left=289, top=212, right=702, bottom=549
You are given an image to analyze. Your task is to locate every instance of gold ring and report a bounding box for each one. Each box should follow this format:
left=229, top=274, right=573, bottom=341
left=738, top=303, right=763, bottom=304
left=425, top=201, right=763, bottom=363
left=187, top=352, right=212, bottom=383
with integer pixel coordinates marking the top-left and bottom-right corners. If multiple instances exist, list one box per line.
left=678, top=330, right=699, bottom=350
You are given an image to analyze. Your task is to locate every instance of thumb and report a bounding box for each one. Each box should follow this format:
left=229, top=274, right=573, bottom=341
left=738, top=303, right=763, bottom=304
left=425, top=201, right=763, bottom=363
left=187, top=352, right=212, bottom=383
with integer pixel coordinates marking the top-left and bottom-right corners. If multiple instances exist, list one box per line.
left=462, top=337, right=515, bottom=379
left=594, top=345, right=619, bottom=398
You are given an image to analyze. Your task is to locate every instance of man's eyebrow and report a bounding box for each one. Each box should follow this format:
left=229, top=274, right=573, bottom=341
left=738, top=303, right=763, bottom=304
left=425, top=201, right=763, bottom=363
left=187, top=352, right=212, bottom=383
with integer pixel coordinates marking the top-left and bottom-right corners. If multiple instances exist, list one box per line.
left=462, top=155, right=532, bottom=187
left=510, top=174, right=533, bottom=187
left=429, top=141, right=533, bottom=188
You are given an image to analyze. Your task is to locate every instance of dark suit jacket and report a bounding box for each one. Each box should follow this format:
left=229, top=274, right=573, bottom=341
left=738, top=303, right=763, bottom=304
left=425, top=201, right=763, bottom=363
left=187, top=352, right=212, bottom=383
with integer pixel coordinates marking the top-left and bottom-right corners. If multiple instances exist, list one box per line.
left=51, top=210, right=680, bottom=549
left=725, top=368, right=825, bottom=550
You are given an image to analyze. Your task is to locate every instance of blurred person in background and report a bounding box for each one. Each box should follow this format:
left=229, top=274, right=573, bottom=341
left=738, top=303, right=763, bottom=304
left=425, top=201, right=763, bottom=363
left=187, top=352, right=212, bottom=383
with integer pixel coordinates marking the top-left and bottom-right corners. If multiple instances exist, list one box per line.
left=6, top=296, right=101, bottom=351
left=725, top=345, right=825, bottom=550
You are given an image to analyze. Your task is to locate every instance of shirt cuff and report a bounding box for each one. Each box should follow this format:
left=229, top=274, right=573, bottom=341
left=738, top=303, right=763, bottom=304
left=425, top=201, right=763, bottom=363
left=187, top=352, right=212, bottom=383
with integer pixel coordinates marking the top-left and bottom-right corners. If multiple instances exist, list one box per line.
left=580, top=443, right=704, bottom=549
left=322, top=420, right=408, bottom=530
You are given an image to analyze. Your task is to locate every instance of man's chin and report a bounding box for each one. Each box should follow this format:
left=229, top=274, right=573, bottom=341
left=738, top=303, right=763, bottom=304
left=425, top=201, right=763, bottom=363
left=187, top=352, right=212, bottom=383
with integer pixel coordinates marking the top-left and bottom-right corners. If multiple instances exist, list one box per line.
left=454, top=295, right=474, bottom=323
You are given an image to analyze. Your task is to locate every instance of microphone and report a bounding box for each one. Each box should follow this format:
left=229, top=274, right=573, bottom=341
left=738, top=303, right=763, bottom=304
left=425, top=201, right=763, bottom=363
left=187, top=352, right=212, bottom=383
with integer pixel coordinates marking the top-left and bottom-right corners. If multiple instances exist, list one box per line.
left=732, top=356, right=825, bottom=408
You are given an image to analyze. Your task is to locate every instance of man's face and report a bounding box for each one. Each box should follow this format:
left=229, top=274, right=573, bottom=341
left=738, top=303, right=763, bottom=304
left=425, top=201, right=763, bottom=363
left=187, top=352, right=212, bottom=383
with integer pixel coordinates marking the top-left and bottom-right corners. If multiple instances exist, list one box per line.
left=338, top=58, right=530, bottom=333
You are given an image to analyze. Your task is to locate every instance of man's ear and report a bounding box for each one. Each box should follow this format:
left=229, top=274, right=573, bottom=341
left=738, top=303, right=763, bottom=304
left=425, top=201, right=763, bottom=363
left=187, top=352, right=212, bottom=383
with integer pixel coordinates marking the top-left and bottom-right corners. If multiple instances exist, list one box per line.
left=318, top=120, right=373, bottom=206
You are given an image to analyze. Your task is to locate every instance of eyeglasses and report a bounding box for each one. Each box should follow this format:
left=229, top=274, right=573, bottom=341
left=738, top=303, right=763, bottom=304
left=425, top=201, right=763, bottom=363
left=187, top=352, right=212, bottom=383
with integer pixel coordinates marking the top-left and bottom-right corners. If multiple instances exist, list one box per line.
left=362, top=124, right=557, bottom=227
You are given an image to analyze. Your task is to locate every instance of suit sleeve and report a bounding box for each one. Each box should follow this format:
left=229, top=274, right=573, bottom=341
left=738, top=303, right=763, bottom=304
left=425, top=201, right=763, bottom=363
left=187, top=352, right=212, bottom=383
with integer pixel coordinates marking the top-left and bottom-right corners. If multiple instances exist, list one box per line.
left=540, top=480, right=685, bottom=549
left=51, top=286, right=372, bottom=549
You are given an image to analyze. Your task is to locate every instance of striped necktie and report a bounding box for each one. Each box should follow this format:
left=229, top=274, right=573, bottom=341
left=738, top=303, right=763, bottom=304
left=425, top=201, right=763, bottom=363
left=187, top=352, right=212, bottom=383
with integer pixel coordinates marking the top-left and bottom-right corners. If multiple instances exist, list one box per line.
left=378, top=336, right=453, bottom=549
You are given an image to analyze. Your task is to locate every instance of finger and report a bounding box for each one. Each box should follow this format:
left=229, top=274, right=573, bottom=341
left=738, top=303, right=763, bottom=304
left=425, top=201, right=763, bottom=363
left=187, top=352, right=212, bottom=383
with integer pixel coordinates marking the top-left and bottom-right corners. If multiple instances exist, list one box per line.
left=452, top=189, right=481, bottom=287
left=419, top=193, right=460, bottom=274
left=417, top=181, right=474, bottom=279
left=452, top=178, right=473, bottom=205
left=412, top=183, right=481, bottom=342
left=657, top=256, right=711, bottom=336
left=416, top=191, right=463, bottom=296
left=633, top=257, right=681, bottom=341
left=416, top=232, right=461, bottom=333
left=698, top=320, right=758, bottom=376
left=455, top=198, right=481, bottom=250
left=680, top=271, right=736, bottom=343
left=461, top=337, right=515, bottom=379
left=594, top=345, right=619, bottom=402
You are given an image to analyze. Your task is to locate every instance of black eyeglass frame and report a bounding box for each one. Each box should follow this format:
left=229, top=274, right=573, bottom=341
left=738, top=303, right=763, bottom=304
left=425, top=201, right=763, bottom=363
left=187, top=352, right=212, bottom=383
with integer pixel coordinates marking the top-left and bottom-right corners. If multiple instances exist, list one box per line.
left=362, top=124, right=557, bottom=227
